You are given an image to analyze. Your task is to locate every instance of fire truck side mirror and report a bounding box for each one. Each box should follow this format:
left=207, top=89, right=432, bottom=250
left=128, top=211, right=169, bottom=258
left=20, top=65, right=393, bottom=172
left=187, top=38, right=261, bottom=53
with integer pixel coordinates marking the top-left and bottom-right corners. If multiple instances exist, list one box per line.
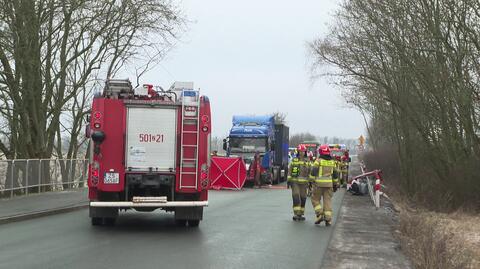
left=222, top=139, right=227, bottom=151
left=91, top=131, right=106, bottom=155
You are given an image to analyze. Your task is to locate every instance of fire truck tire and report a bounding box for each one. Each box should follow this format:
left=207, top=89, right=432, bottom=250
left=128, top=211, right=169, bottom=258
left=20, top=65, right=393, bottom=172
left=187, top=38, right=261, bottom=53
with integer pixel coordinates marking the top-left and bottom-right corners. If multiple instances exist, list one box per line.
left=281, top=165, right=287, bottom=182
left=276, top=167, right=282, bottom=184
left=104, top=217, right=116, bottom=226
left=272, top=167, right=281, bottom=185
left=175, top=219, right=187, bottom=226
left=91, top=217, right=103, bottom=226
left=188, top=220, right=200, bottom=227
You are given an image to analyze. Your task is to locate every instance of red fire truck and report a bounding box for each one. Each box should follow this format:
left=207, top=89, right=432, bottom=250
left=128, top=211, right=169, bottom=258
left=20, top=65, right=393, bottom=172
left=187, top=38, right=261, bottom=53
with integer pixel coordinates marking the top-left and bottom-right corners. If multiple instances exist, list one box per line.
left=87, top=79, right=211, bottom=227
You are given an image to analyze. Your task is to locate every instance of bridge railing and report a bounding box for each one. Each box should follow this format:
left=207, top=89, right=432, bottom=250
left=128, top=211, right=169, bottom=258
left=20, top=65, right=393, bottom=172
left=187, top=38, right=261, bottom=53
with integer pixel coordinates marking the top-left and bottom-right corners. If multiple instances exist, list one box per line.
left=0, top=159, right=88, bottom=198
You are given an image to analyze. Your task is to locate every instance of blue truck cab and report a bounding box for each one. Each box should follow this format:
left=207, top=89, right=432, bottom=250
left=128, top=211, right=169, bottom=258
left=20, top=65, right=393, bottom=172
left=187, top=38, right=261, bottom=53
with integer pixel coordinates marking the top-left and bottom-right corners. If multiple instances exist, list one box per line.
left=223, top=115, right=289, bottom=184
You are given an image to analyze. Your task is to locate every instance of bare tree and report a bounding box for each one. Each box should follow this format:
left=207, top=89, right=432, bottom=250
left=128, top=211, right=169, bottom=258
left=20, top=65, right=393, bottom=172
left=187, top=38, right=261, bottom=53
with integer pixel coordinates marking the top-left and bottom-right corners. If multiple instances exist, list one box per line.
left=289, top=132, right=317, bottom=148
left=0, top=0, right=185, bottom=191
left=310, top=0, right=480, bottom=209
left=272, top=111, right=287, bottom=125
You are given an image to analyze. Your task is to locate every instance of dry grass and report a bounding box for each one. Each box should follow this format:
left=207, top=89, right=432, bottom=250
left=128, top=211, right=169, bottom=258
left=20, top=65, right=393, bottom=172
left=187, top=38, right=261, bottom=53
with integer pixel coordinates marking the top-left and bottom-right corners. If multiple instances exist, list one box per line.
left=441, top=212, right=480, bottom=268
left=360, top=149, right=479, bottom=268
left=397, top=204, right=479, bottom=269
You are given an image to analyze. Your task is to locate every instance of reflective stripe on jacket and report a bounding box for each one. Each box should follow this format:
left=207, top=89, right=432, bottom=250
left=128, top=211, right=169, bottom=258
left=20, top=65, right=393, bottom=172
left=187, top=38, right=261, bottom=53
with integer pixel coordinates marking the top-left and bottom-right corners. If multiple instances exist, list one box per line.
left=287, top=158, right=310, bottom=184
left=309, top=159, right=338, bottom=187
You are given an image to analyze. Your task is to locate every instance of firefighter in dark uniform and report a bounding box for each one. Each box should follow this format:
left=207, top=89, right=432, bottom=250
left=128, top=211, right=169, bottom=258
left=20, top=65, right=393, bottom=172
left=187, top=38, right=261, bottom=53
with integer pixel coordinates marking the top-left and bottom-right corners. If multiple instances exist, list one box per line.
left=341, top=150, right=350, bottom=187
left=253, top=152, right=262, bottom=188
left=288, top=145, right=310, bottom=221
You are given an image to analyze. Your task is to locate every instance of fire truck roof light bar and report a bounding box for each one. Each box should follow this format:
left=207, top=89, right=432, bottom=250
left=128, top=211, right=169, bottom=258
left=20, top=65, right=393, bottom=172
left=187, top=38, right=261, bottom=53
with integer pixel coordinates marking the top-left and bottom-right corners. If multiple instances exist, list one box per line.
left=90, top=201, right=208, bottom=207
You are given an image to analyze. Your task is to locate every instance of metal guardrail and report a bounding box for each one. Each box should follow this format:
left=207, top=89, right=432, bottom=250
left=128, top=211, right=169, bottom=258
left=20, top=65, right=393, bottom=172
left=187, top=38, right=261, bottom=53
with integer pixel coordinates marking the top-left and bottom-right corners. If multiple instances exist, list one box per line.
left=359, top=163, right=376, bottom=204
left=359, top=161, right=386, bottom=209
left=0, top=159, right=88, bottom=198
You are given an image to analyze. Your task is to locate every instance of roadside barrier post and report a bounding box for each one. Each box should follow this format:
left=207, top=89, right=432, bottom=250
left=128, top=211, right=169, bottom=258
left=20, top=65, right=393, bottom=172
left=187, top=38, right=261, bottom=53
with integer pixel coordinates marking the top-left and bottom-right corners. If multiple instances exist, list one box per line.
left=374, top=179, right=381, bottom=209
left=354, top=163, right=385, bottom=209
left=26, top=159, right=29, bottom=195
left=10, top=160, right=14, bottom=198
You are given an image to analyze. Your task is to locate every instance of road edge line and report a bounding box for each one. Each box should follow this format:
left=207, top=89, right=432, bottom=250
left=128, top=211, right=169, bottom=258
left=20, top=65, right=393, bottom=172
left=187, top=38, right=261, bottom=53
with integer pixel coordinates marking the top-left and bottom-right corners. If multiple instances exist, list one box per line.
left=0, top=203, right=88, bottom=225
left=319, top=188, right=347, bottom=268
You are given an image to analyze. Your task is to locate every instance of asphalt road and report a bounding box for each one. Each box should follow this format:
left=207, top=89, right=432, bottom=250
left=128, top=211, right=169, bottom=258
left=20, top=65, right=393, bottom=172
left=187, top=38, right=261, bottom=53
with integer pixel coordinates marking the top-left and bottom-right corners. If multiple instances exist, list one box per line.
left=0, top=186, right=344, bottom=269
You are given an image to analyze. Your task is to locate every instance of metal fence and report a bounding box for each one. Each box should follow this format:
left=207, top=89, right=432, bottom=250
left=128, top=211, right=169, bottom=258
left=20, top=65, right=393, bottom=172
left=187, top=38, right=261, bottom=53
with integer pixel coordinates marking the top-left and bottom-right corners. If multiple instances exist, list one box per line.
left=0, top=159, right=88, bottom=198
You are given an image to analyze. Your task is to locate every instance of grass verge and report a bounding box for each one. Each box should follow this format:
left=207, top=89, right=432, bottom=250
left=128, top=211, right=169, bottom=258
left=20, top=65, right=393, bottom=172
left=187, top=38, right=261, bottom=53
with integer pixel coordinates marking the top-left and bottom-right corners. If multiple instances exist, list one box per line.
left=396, top=205, right=479, bottom=269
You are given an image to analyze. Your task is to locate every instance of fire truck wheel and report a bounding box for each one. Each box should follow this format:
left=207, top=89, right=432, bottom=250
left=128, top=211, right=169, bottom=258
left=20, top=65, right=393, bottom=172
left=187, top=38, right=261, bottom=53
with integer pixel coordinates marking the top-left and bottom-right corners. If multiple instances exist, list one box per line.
left=175, top=219, right=187, bottom=226
left=273, top=168, right=280, bottom=185
left=91, top=217, right=102, bottom=226
left=104, top=217, right=116, bottom=226
left=188, top=220, right=200, bottom=227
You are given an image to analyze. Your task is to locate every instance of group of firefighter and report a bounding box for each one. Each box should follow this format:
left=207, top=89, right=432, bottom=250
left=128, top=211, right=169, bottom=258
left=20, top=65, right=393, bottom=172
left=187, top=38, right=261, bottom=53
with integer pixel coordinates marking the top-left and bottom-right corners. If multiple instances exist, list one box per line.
left=288, top=145, right=350, bottom=226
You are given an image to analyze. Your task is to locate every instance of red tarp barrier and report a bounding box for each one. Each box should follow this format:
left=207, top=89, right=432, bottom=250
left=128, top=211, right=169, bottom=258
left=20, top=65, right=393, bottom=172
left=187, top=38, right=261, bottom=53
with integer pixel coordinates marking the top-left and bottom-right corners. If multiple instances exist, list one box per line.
left=209, top=156, right=246, bottom=190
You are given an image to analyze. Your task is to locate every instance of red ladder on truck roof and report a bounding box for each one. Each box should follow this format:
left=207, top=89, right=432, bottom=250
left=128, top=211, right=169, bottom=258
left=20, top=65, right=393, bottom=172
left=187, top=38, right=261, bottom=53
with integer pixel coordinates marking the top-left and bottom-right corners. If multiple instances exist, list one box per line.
left=179, top=89, right=200, bottom=190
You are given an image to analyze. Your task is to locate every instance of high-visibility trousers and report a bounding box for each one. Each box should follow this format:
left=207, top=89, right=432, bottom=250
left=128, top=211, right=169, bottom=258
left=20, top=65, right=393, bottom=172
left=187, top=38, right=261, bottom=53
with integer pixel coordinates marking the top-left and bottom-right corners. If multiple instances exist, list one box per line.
left=341, top=170, right=348, bottom=184
left=310, top=184, right=333, bottom=221
left=291, top=180, right=308, bottom=216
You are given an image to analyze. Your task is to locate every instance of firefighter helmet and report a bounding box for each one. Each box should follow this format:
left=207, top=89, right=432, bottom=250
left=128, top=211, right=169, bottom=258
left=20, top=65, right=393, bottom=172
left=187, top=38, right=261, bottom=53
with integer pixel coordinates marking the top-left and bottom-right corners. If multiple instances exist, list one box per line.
left=297, top=144, right=307, bottom=152
left=318, top=144, right=331, bottom=156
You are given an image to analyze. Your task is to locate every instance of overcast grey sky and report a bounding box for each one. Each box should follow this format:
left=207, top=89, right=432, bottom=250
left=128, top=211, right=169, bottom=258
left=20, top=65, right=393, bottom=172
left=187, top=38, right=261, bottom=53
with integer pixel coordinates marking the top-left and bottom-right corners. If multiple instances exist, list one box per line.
left=143, top=0, right=366, bottom=139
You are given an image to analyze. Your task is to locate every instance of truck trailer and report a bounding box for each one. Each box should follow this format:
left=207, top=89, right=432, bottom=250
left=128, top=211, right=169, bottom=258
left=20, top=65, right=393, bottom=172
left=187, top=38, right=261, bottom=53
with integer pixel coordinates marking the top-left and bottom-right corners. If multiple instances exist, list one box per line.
left=87, top=79, right=211, bottom=227
left=223, top=115, right=289, bottom=185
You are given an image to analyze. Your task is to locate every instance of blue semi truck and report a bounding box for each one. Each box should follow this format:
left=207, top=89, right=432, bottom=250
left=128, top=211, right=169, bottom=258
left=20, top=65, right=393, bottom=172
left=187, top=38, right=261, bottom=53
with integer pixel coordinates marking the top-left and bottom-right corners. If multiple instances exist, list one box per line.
left=223, top=115, right=289, bottom=184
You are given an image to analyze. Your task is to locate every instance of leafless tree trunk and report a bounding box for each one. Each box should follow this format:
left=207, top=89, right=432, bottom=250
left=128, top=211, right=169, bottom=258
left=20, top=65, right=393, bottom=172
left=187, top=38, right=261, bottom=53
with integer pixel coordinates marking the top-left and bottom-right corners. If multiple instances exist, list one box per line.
left=0, top=0, right=185, bottom=188
left=310, top=0, right=480, bottom=210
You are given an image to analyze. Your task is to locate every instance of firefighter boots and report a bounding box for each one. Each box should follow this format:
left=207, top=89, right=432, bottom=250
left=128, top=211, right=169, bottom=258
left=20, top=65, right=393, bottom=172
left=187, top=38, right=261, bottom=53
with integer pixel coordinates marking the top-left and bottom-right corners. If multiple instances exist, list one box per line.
left=314, top=214, right=324, bottom=225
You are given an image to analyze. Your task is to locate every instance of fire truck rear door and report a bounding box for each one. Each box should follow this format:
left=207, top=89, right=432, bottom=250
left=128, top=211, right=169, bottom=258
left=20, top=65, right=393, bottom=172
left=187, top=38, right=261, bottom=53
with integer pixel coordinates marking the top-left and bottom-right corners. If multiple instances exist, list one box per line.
left=126, top=107, right=177, bottom=171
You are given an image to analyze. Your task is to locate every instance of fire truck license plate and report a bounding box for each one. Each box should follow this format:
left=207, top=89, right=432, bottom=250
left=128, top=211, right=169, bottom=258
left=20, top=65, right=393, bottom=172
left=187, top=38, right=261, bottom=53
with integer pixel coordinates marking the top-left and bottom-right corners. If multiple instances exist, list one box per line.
left=104, top=173, right=119, bottom=184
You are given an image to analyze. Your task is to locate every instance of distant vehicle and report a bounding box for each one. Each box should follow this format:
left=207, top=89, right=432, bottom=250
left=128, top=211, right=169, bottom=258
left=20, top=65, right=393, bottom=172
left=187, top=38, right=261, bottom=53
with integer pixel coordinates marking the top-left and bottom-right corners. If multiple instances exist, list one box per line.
left=299, top=141, right=321, bottom=158
left=329, top=144, right=351, bottom=186
left=86, top=79, right=211, bottom=227
left=223, top=115, right=289, bottom=184
left=329, top=144, right=347, bottom=158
